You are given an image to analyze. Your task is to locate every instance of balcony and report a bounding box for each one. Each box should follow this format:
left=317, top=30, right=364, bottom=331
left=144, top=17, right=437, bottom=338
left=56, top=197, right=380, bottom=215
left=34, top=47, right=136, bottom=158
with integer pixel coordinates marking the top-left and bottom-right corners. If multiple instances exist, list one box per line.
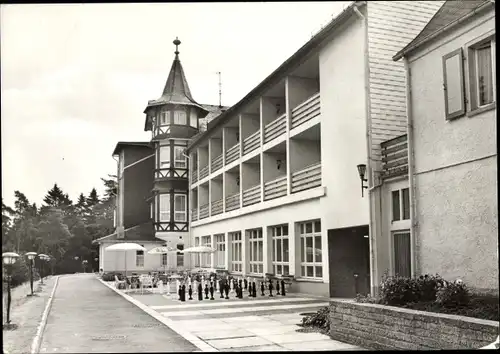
left=211, top=154, right=223, bottom=173
left=191, top=208, right=198, bottom=222
left=155, top=168, right=188, bottom=179
left=225, top=193, right=240, bottom=212
left=242, top=184, right=261, bottom=207
left=225, top=144, right=240, bottom=165
left=243, top=130, right=260, bottom=155
left=264, top=176, right=287, bottom=201
left=291, top=162, right=321, bottom=193
left=264, top=114, right=286, bottom=144
left=199, top=165, right=209, bottom=180
left=211, top=199, right=223, bottom=216
left=199, top=203, right=209, bottom=220
left=381, top=134, right=408, bottom=180
left=192, top=169, right=198, bottom=184
left=291, top=92, right=320, bottom=130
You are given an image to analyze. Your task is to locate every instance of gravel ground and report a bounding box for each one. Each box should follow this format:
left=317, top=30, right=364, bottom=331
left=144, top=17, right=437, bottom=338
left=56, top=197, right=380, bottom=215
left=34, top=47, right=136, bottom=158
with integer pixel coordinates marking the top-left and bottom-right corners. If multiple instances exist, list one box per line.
left=3, top=276, right=57, bottom=354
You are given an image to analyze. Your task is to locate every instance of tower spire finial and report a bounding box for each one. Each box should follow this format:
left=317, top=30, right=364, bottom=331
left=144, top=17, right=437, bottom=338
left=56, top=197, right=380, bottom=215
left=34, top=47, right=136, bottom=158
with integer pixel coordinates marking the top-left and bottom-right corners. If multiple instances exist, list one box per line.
left=173, top=37, right=181, bottom=58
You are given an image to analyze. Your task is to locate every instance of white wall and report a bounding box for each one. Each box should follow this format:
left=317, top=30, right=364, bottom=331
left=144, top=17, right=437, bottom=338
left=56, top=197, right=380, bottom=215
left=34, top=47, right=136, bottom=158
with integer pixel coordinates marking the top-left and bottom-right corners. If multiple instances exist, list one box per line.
left=101, top=241, right=164, bottom=273
left=318, top=16, right=370, bottom=231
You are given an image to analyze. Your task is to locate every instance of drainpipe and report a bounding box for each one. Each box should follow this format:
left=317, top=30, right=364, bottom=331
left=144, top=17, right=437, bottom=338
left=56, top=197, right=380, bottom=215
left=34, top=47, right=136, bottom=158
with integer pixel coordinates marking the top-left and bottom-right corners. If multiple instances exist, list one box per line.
left=353, top=4, right=377, bottom=296
left=403, top=57, right=417, bottom=277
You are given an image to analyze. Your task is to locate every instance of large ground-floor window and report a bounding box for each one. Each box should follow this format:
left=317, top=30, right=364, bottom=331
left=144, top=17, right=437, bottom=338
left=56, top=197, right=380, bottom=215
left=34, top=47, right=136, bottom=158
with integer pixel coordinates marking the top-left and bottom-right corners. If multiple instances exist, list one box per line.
left=214, top=234, right=225, bottom=269
left=177, top=244, right=184, bottom=267
left=271, top=224, right=289, bottom=276
left=201, top=235, right=211, bottom=267
left=248, top=228, right=263, bottom=274
left=136, top=244, right=145, bottom=267
left=299, top=220, right=322, bottom=279
left=393, top=230, right=411, bottom=278
left=194, top=237, right=200, bottom=267
left=230, top=232, right=242, bottom=273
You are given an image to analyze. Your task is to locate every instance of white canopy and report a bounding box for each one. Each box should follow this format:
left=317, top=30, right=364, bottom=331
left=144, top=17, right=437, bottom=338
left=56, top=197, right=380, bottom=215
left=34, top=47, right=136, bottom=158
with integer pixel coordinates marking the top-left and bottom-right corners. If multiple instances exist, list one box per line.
left=147, top=246, right=176, bottom=255
left=181, top=246, right=216, bottom=254
left=105, top=243, right=146, bottom=251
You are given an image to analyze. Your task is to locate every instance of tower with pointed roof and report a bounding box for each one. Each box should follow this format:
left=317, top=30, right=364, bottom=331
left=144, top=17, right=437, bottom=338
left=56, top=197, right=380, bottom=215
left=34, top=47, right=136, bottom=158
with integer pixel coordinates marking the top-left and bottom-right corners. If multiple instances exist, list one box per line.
left=143, top=38, right=224, bottom=265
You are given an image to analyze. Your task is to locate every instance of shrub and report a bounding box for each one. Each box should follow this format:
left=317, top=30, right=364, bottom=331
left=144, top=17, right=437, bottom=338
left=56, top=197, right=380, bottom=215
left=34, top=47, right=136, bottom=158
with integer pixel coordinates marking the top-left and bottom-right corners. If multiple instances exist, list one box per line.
left=355, top=293, right=381, bottom=304
left=101, top=272, right=124, bottom=281
left=415, top=274, right=444, bottom=302
left=435, top=279, right=470, bottom=308
left=300, top=306, right=330, bottom=332
left=380, top=275, right=420, bottom=305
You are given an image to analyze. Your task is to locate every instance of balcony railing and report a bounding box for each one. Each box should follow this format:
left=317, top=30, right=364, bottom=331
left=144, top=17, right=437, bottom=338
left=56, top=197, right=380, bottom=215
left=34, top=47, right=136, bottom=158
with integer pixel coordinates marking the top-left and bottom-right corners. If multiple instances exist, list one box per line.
left=199, top=203, right=209, bottom=220
left=264, top=114, right=287, bottom=144
left=225, top=144, right=240, bottom=165
left=191, top=208, right=198, bottom=222
left=199, top=165, right=209, bottom=180
left=291, top=162, right=321, bottom=193
left=225, top=193, right=241, bottom=212
left=211, top=154, right=223, bottom=173
left=242, top=184, right=261, bottom=207
left=381, top=134, right=408, bottom=180
left=211, top=199, right=223, bottom=216
left=264, top=175, right=287, bottom=201
left=192, top=169, right=198, bottom=184
left=291, top=92, right=320, bottom=129
left=154, top=168, right=188, bottom=179
left=243, top=130, right=260, bottom=155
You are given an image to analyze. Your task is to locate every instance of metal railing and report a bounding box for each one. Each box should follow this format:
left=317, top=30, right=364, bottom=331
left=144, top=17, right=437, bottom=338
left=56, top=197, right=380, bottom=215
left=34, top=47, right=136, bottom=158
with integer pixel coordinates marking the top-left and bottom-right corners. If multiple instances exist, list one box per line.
left=225, top=144, right=240, bottom=165
left=242, top=184, right=261, bottom=207
left=191, top=208, right=198, bottom=222
left=225, top=193, right=241, bottom=212
left=191, top=169, right=198, bottom=184
left=211, top=199, right=223, bottom=216
left=243, top=130, right=260, bottom=155
left=211, top=154, right=223, bottom=173
left=264, top=176, right=287, bottom=201
left=199, top=165, right=209, bottom=180
left=264, top=114, right=286, bottom=144
left=291, top=162, right=321, bottom=193
left=199, top=204, right=209, bottom=219
left=291, top=92, right=320, bottom=129
left=381, top=134, right=408, bottom=180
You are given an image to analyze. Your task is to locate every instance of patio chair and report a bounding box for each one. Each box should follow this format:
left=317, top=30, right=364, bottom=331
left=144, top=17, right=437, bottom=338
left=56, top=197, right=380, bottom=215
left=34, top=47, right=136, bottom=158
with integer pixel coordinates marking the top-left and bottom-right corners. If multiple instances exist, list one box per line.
left=140, top=275, right=154, bottom=294
left=114, top=275, right=127, bottom=290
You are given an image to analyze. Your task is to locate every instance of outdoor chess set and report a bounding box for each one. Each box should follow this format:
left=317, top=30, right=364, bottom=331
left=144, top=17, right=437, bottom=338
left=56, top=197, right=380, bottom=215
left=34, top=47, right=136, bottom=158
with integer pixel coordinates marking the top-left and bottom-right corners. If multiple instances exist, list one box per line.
left=155, top=275, right=288, bottom=302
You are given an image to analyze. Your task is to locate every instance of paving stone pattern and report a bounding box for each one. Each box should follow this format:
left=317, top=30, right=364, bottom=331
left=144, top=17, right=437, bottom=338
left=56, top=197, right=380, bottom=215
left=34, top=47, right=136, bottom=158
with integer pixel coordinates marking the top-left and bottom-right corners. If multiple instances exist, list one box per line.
left=39, top=274, right=198, bottom=353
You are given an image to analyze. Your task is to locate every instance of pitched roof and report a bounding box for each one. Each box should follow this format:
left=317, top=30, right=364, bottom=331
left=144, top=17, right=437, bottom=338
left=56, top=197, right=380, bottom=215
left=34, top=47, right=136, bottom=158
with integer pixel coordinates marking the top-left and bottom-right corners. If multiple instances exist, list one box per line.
left=393, top=0, right=492, bottom=61
left=112, top=142, right=152, bottom=156
left=144, top=39, right=207, bottom=113
left=92, top=221, right=161, bottom=244
left=186, top=1, right=362, bottom=152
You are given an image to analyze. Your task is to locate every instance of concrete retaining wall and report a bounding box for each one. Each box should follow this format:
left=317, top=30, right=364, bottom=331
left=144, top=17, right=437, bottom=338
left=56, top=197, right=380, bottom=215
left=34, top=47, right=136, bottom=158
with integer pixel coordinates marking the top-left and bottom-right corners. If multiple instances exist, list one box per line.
left=329, top=299, right=499, bottom=350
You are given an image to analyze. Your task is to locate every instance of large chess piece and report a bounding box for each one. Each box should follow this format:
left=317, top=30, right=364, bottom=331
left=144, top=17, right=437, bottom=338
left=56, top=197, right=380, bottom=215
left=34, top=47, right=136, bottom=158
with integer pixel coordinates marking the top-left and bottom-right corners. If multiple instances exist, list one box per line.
left=276, top=280, right=280, bottom=295
left=238, top=279, right=243, bottom=292
left=209, top=282, right=215, bottom=300
left=204, top=284, right=209, bottom=299
left=219, top=280, right=224, bottom=298
left=224, top=283, right=230, bottom=299
left=230, top=279, right=235, bottom=294
left=244, top=278, right=248, bottom=291
left=181, top=284, right=186, bottom=302
left=188, top=285, right=193, bottom=300
left=198, top=283, right=203, bottom=301
left=260, top=282, right=265, bottom=296
left=252, top=282, right=257, bottom=297
left=238, top=284, right=243, bottom=299
left=268, top=279, right=274, bottom=297
left=178, top=283, right=182, bottom=300
left=281, top=279, right=286, bottom=296
left=176, top=280, right=181, bottom=298
left=193, top=280, right=198, bottom=296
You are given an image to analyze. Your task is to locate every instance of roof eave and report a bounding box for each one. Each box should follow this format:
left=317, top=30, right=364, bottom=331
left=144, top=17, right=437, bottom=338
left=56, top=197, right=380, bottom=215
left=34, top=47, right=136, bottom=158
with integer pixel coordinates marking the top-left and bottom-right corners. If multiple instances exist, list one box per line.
left=186, top=1, right=362, bottom=153
left=393, top=1, right=494, bottom=61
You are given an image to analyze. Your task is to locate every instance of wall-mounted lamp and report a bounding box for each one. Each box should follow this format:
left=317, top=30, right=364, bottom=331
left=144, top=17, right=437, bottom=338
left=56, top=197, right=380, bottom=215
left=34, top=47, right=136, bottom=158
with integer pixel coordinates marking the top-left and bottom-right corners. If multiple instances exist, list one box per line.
left=276, top=160, right=282, bottom=170
left=357, top=164, right=368, bottom=197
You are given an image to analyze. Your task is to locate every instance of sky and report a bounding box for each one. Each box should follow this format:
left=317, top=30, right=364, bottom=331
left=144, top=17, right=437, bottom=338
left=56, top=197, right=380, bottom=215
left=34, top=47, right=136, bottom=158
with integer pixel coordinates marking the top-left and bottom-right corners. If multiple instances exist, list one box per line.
left=1, top=2, right=351, bottom=208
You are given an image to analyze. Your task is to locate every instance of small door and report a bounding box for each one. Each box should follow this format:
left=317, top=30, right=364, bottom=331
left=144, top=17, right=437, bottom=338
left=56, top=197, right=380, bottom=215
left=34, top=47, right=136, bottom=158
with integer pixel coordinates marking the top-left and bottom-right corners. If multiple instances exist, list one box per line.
left=393, top=231, right=411, bottom=277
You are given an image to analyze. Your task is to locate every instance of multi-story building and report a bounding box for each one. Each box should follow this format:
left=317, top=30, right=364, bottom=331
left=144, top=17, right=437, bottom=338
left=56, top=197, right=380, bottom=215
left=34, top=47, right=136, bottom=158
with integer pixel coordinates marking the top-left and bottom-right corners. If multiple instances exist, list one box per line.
left=186, top=1, right=443, bottom=297
left=95, top=39, right=225, bottom=273
left=393, top=0, right=497, bottom=294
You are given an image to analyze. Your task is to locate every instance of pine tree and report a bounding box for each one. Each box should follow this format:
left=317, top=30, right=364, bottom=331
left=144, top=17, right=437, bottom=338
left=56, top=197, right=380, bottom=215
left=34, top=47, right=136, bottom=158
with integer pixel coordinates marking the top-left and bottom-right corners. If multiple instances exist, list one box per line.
left=86, top=188, right=100, bottom=207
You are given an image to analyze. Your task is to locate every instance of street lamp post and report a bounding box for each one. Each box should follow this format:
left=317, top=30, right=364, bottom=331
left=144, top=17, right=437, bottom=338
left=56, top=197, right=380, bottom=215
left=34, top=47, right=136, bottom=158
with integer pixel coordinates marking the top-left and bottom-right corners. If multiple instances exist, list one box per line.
left=25, top=252, right=37, bottom=297
left=3, top=252, right=20, bottom=329
left=82, top=260, right=88, bottom=273
left=38, top=254, right=49, bottom=285
left=94, top=257, right=98, bottom=273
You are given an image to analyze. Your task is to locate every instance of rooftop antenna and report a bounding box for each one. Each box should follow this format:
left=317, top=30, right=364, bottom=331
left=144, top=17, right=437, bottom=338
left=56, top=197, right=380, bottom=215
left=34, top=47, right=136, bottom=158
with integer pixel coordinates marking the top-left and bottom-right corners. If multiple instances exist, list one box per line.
left=217, top=71, right=222, bottom=107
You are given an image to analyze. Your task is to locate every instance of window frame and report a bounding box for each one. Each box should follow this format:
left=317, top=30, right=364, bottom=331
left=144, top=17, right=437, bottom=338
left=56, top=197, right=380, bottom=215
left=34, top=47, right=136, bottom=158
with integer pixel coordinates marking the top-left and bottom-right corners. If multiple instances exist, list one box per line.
left=136, top=244, right=145, bottom=267
left=174, top=146, right=187, bottom=169
left=159, top=145, right=171, bottom=169
left=392, top=188, right=410, bottom=222
left=174, top=110, right=187, bottom=125
left=248, top=228, right=263, bottom=275
left=271, top=224, right=290, bottom=276
left=194, top=237, right=200, bottom=267
left=176, top=244, right=184, bottom=267
left=201, top=235, right=211, bottom=268
left=160, top=111, right=170, bottom=126
left=158, top=193, right=170, bottom=222
left=174, top=194, right=187, bottom=222
left=299, top=220, right=322, bottom=279
left=467, top=34, right=496, bottom=115
left=161, top=253, right=168, bottom=266
left=230, top=232, right=242, bottom=273
left=190, top=110, right=197, bottom=128
left=442, top=48, right=466, bottom=120
left=392, top=230, right=411, bottom=278
left=214, top=234, right=226, bottom=269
